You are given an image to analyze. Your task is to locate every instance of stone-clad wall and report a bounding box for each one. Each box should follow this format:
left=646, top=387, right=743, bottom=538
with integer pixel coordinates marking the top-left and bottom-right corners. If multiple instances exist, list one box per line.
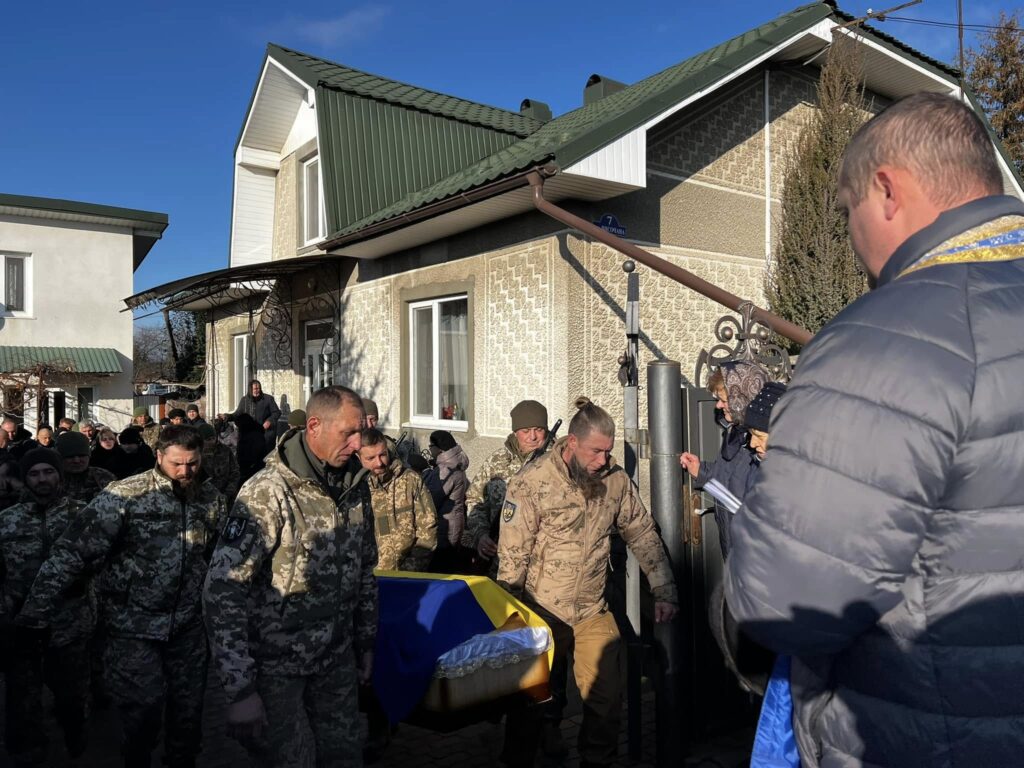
left=206, top=63, right=882, bottom=476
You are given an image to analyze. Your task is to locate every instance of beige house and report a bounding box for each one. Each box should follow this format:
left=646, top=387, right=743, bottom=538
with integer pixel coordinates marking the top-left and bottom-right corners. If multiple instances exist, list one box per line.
left=129, top=1, right=1022, bottom=469
left=1, top=194, right=167, bottom=431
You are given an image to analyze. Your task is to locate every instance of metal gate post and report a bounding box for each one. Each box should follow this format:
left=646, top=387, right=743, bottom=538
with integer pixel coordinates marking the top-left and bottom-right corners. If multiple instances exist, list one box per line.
left=648, top=360, right=685, bottom=766
left=621, top=261, right=644, bottom=760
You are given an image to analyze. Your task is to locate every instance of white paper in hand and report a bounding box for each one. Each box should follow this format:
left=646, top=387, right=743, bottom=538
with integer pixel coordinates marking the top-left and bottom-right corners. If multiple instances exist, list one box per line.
left=703, top=479, right=742, bottom=514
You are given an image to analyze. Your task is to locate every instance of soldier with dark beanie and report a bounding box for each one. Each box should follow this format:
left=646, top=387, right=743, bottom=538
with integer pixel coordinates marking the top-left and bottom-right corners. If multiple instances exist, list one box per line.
left=16, top=425, right=224, bottom=767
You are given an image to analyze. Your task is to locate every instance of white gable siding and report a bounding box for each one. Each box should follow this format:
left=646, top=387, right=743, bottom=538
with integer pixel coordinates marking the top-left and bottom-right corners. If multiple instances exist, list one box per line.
left=230, top=165, right=276, bottom=267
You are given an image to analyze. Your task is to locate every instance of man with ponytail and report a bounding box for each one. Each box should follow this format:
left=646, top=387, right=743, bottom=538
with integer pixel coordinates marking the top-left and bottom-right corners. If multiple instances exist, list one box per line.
left=498, top=397, right=677, bottom=768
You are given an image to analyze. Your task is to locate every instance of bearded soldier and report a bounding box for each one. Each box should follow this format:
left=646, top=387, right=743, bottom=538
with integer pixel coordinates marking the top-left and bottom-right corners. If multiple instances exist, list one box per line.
left=16, top=426, right=224, bottom=767
left=358, top=428, right=437, bottom=572
left=499, top=398, right=678, bottom=768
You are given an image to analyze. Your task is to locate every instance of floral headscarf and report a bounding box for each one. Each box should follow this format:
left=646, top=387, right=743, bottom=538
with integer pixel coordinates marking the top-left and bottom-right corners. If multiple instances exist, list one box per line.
left=721, top=361, right=769, bottom=425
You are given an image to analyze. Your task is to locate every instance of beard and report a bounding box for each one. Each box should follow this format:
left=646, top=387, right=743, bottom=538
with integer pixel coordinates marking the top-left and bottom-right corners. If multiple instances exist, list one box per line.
left=170, top=476, right=198, bottom=501
left=567, top=455, right=607, bottom=501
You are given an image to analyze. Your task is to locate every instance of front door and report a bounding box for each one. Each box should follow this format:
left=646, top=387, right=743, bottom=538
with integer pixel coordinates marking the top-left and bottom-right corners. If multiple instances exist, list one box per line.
left=303, top=320, right=335, bottom=404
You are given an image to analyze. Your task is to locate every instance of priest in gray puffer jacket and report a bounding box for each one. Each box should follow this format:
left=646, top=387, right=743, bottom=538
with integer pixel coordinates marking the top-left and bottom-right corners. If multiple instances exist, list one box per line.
left=726, top=92, right=1024, bottom=768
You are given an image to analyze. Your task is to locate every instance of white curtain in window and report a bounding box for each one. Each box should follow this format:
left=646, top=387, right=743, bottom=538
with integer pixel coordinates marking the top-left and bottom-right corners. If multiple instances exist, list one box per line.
left=438, top=299, right=468, bottom=420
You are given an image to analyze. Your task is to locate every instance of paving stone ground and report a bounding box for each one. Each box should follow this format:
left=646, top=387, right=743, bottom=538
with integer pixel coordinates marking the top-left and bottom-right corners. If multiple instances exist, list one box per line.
left=0, top=669, right=753, bottom=767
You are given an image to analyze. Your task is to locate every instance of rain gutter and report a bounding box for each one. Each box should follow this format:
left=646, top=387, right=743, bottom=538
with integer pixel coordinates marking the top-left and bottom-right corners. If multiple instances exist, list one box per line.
left=527, top=171, right=813, bottom=346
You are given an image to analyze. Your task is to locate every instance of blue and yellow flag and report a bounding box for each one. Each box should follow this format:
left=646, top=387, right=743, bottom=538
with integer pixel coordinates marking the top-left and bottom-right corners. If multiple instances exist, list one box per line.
left=373, top=571, right=552, bottom=723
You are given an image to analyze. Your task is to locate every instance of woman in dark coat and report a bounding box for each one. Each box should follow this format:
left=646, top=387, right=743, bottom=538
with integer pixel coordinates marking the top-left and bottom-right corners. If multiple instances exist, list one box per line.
left=117, top=427, right=155, bottom=477
left=90, top=427, right=132, bottom=479
left=233, top=414, right=267, bottom=484
left=424, top=430, right=470, bottom=573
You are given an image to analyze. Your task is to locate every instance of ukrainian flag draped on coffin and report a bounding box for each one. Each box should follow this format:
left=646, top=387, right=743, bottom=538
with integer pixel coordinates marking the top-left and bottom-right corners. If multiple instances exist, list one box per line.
left=373, top=572, right=552, bottom=723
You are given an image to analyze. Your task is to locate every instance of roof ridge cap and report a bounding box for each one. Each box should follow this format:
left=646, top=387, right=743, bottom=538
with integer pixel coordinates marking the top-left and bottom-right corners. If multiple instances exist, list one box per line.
left=267, top=42, right=540, bottom=132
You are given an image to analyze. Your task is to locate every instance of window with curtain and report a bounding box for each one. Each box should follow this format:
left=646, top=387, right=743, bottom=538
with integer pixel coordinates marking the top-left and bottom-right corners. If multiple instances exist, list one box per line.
left=1, top=253, right=29, bottom=314
left=408, top=295, right=469, bottom=427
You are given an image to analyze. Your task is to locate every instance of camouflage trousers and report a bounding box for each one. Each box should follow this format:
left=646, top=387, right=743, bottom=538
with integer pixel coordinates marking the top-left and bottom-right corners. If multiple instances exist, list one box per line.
left=5, top=638, right=89, bottom=765
left=239, top=651, right=361, bottom=768
left=104, top=620, right=208, bottom=767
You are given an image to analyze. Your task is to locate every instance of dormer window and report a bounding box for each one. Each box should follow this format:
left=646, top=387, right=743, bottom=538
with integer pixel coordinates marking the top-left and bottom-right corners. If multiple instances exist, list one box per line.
left=303, top=155, right=325, bottom=245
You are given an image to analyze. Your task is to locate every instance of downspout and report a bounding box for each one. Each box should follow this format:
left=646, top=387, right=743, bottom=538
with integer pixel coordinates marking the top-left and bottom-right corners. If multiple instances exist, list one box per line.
left=527, top=172, right=813, bottom=347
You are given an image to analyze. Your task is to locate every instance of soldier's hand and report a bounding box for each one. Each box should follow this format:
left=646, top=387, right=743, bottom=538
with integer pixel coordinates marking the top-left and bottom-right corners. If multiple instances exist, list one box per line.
left=653, top=602, right=678, bottom=624
left=226, top=691, right=268, bottom=742
left=358, top=650, right=374, bottom=685
left=680, top=452, right=701, bottom=478
left=477, top=534, right=498, bottom=559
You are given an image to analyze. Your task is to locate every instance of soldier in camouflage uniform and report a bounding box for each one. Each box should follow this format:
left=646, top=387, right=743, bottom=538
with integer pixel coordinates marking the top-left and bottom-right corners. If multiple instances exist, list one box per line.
left=132, top=406, right=162, bottom=453
left=204, top=385, right=377, bottom=768
left=55, top=431, right=117, bottom=505
left=198, top=423, right=241, bottom=502
left=17, top=425, right=224, bottom=768
left=358, top=428, right=437, bottom=571
left=498, top=399, right=679, bottom=768
left=1, top=448, right=93, bottom=764
left=465, top=400, right=551, bottom=576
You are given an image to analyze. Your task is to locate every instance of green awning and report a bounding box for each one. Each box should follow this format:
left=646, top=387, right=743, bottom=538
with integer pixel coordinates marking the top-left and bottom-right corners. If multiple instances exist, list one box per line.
left=0, top=346, right=122, bottom=374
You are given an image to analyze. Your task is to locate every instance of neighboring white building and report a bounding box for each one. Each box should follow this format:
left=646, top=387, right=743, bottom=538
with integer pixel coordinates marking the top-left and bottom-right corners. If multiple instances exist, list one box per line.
left=0, top=193, right=168, bottom=431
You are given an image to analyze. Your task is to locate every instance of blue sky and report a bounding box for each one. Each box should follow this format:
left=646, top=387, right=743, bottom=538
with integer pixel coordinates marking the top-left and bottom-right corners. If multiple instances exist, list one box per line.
left=1, top=0, right=999, bottom=316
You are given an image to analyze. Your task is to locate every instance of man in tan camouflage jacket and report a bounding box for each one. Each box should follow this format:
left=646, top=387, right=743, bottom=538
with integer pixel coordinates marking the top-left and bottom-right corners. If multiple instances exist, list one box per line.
left=204, top=386, right=377, bottom=768
left=358, top=427, right=437, bottom=572
left=498, top=398, right=678, bottom=768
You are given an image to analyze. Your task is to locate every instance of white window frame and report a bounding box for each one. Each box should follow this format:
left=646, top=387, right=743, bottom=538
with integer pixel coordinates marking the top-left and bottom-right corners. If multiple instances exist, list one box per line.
left=76, top=386, right=96, bottom=420
left=302, top=155, right=326, bottom=246
left=407, top=294, right=469, bottom=432
left=0, top=251, right=32, bottom=318
left=303, top=319, right=336, bottom=405
left=232, top=333, right=250, bottom=406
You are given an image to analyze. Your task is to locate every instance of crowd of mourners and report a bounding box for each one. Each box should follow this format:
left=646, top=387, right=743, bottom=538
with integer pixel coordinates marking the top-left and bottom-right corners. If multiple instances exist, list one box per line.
left=2, top=93, right=1024, bottom=768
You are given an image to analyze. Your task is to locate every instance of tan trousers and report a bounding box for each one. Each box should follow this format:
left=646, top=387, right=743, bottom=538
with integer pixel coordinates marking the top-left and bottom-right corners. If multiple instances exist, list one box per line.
left=504, top=608, right=623, bottom=766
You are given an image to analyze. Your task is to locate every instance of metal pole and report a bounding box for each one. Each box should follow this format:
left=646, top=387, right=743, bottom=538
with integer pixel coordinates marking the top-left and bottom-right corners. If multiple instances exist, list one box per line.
left=621, top=260, right=643, bottom=760
left=648, top=360, right=684, bottom=767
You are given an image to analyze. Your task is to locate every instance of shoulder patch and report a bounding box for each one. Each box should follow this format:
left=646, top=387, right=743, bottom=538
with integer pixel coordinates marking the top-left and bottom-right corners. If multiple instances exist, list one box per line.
left=222, top=516, right=249, bottom=542
left=502, top=500, right=517, bottom=523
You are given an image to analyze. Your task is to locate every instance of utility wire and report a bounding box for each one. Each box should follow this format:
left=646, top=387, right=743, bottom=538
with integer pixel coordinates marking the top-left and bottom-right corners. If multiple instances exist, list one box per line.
left=884, top=15, right=1024, bottom=33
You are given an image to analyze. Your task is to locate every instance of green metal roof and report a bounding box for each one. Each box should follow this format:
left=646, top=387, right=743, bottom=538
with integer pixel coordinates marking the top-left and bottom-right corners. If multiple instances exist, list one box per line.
left=316, top=86, right=526, bottom=234
left=0, top=347, right=123, bottom=375
left=326, top=1, right=838, bottom=241
left=264, top=44, right=542, bottom=234
left=0, top=194, right=168, bottom=227
left=325, top=1, right=968, bottom=245
left=268, top=44, right=541, bottom=137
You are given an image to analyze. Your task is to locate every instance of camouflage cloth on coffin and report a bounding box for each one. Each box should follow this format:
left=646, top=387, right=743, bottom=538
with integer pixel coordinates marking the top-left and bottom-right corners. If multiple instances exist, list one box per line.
left=64, top=465, right=117, bottom=506
left=368, top=458, right=437, bottom=571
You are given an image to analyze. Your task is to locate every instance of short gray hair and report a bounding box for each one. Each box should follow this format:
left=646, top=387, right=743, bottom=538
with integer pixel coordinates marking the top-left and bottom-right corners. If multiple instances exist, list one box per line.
left=839, top=92, right=1002, bottom=208
left=306, top=385, right=364, bottom=421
